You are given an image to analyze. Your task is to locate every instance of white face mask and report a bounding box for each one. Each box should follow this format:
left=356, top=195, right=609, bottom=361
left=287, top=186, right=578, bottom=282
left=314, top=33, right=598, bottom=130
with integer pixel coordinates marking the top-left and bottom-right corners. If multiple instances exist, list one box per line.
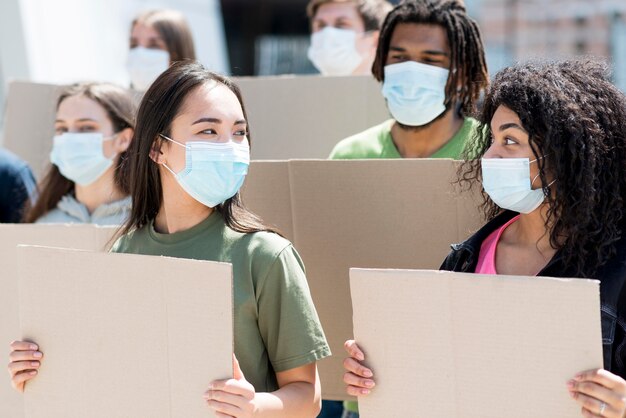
left=381, top=61, right=449, bottom=127
left=159, top=134, right=250, bottom=208
left=307, top=27, right=364, bottom=76
left=127, top=47, right=170, bottom=91
left=481, top=157, right=553, bottom=214
left=50, top=133, right=116, bottom=186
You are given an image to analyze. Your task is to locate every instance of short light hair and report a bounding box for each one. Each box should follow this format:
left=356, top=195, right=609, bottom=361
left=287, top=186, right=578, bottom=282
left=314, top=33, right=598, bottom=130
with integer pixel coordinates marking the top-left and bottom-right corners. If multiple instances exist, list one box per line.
left=307, top=0, right=393, bottom=32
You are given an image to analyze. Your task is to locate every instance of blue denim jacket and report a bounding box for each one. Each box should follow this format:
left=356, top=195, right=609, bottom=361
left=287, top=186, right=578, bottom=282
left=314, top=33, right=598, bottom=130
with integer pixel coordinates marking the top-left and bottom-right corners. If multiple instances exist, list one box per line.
left=440, top=210, right=626, bottom=377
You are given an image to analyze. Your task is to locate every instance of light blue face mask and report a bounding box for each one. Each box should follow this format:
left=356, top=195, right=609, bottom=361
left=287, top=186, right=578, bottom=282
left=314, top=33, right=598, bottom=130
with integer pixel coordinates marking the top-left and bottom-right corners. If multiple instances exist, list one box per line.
left=381, top=61, right=449, bottom=127
left=159, top=134, right=250, bottom=208
left=50, top=133, right=116, bottom=185
left=481, top=157, right=555, bottom=214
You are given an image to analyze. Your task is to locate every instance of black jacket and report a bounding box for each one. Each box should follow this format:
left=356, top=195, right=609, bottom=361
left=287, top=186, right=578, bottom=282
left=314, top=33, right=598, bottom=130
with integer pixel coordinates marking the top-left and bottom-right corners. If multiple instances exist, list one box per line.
left=441, top=210, right=626, bottom=378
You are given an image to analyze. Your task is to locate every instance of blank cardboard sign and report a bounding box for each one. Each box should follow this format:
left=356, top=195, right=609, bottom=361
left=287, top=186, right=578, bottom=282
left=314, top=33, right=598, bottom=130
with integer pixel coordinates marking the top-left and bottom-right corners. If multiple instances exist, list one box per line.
left=2, top=81, right=62, bottom=178
left=2, top=77, right=387, bottom=181
left=17, top=246, right=233, bottom=418
left=351, top=269, right=603, bottom=418
left=287, top=159, right=482, bottom=400
left=240, top=160, right=294, bottom=241
left=235, top=75, right=388, bottom=161
left=0, top=224, right=116, bottom=418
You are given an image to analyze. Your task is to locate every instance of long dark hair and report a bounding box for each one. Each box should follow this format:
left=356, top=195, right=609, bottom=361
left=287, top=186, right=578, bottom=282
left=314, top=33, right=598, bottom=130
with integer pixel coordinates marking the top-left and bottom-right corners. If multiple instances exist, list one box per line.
left=372, top=0, right=488, bottom=116
left=24, top=83, right=136, bottom=223
left=132, top=10, right=196, bottom=62
left=459, top=59, right=626, bottom=277
left=118, top=61, right=279, bottom=238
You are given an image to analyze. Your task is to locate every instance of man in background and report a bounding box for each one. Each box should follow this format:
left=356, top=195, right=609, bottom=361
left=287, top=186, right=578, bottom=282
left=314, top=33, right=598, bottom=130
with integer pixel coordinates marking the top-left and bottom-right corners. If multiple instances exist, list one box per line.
left=307, top=0, right=393, bottom=76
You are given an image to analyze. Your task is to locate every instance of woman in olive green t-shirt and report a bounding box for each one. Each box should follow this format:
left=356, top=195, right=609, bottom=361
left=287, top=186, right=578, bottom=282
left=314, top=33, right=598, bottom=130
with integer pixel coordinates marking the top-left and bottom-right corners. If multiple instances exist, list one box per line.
left=9, top=61, right=330, bottom=418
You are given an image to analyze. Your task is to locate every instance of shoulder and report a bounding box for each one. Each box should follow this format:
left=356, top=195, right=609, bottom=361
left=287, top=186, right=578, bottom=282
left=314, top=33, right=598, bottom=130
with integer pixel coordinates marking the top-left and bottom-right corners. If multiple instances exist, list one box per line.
left=329, top=120, right=393, bottom=159
left=235, top=230, right=295, bottom=263
left=440, top=211, right=518, bottom=272
left=110, top=225, right=149, bottom=254
left=0, top=149, right=34, bottom=183
left=35, top=207, right=80, bottom=224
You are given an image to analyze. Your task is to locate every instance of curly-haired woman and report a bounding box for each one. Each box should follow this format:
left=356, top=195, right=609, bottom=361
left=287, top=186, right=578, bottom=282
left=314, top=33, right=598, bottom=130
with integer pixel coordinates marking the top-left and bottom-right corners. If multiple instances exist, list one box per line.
left=343, top=59, right=626, bottom=418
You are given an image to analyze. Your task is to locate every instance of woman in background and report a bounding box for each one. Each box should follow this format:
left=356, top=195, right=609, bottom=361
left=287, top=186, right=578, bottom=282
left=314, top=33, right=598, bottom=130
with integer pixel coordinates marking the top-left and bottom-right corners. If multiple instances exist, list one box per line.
left=127, top=9, right=196, bottom=91
left=24, top=83, right=135, bottom=225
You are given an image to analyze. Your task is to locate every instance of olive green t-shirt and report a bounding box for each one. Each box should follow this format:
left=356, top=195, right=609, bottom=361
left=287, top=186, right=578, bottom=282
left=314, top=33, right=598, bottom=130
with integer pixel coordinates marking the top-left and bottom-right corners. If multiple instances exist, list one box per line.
left=329, top=117, right=478, bottom=160
left=111, top=212, right=331, bottom=392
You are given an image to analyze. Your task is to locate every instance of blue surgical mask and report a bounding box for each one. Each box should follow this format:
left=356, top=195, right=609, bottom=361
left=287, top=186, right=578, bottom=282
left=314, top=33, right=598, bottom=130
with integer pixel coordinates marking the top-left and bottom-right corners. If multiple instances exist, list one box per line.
left=481, top=157, right=554, bottom=214
left=159, top=134, right=250, bottom=208
left=50, top=133, right=116, bottom=185
left=381, top=61, right=449, bottom=126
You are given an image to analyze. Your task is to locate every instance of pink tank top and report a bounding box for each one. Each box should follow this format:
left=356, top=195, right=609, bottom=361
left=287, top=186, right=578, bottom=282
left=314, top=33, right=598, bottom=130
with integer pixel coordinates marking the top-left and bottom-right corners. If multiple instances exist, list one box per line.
left=475, top=215, right=521, bottom=274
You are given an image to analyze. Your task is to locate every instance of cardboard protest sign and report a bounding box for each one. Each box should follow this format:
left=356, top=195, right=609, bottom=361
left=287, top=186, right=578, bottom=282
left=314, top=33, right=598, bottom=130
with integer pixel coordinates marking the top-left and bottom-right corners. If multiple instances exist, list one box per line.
left=241, top=159, right=483, bottom=400
left=2, top=81, right=61, bottom=179
left=235, top=75, right=388, bottom=161
left=0, top=224, right=116, bottom=418
left=240, top=160, right=294, bottom=241
left=2, top=77, right=388, bottom=180
left=350, top=268, right=603, bottom=418
left=18, top=246, right=233, bottom=418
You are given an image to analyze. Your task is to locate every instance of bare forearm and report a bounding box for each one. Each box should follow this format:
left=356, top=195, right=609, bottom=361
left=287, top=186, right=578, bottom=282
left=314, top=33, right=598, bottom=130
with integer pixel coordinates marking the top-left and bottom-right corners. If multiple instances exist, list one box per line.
left=253, top=381, right=321, bottom=418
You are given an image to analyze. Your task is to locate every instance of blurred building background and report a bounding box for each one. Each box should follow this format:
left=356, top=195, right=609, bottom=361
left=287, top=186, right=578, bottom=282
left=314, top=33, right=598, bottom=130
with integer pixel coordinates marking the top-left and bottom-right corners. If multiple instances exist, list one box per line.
left=1, top=0, right=625, bottom=139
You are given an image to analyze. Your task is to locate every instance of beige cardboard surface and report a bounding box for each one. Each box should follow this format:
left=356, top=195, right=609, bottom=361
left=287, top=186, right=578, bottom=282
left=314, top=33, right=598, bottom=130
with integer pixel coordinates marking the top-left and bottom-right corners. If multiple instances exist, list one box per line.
left=235, top=75, right=388, bottom=160
left=240, top=159, right=483, bottom=400
left=2, top=81, right=62, bottom=179
left=17, top=246, right=233, bottom=418
left=0, top=224, right=116, bottom=418
left=351, top=269, right=603, bottom=418
left=3, top=77, right=388, bottom=181
left=241, top=160, right=294, bottom=241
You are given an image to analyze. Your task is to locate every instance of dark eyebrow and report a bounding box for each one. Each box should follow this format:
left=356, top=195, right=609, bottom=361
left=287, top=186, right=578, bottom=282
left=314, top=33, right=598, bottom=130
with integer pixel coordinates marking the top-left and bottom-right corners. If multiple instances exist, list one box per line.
left=192, top=117, right=247, bottom=126
left=389, top=46, right=407, bottom=52
left=499, top=122, right=527, bottom=133
left=55, top=118, right=98, bottom=123
left=423, top=50, right=449, bottom=57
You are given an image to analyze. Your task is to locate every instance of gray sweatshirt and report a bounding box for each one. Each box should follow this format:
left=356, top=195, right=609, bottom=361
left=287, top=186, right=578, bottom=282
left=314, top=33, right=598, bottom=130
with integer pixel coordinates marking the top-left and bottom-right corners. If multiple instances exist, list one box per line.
left=35, top=194, right=131, bottom=226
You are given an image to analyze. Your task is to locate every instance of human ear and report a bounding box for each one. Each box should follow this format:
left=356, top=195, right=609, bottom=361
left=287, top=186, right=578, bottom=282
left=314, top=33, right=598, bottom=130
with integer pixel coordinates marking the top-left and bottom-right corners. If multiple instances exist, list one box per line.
left=149, top=137, right=165, bottom=164
left=113, top=128, right=134, bottom=153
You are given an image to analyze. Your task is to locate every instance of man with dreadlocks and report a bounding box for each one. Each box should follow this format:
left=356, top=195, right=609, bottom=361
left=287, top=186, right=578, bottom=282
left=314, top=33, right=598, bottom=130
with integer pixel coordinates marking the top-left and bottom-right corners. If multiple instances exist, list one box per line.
left=329, top=0, right=488, bottom=162
left=331, top=1, right=488, bottom=416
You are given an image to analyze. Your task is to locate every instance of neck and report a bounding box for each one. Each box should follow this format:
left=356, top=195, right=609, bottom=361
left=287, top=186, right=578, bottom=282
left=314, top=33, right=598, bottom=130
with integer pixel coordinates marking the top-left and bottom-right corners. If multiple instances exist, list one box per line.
left=390, top=108, right=464, bottom=158
left=154, top=167, right=213, bottom=234
left=74, top=165, right=126, bottom=214
left=509, top=205, right=557, bottom=254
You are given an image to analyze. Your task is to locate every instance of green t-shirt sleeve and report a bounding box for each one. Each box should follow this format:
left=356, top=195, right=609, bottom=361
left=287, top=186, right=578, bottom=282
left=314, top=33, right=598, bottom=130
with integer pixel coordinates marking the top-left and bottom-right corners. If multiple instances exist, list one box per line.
left=256, top=245, right=331, bottom=372
left=109, top=235, right=126, bottom=253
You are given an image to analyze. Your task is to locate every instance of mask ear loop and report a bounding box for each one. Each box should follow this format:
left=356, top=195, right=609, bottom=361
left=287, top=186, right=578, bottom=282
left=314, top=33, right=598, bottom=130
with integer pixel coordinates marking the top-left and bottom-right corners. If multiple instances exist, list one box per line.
left=157, top=133, right=187, bottom=176
left=531, top=172, right=557, bottom=197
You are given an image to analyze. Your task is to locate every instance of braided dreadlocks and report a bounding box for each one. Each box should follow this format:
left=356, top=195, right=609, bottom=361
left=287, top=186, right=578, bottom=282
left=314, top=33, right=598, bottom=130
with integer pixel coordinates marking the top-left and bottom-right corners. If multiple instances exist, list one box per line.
left=372, top=0, right=489, bottom=116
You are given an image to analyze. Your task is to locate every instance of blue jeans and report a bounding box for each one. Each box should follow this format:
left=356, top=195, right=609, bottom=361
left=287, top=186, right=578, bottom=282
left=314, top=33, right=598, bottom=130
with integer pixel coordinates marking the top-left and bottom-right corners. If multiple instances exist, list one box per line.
left=317, top=400, right=343, bottom=418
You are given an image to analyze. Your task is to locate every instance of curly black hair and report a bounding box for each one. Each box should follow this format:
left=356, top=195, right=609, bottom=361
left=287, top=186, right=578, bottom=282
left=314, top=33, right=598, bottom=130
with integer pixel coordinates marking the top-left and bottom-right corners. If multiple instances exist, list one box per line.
left=459, top=58, right=626, bottom=278
left=372, top=0, right=489, bottom=116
